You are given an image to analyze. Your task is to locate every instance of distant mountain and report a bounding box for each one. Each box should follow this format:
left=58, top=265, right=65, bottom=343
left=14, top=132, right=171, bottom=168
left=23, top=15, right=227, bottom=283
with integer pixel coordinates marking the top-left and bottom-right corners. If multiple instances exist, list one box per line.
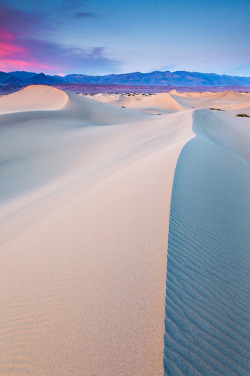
left=0, top=70, right=250, bottom=92
left=0, top=71, right=11, bottom=84
left=9, top=71, right=36, bottom=81
left=63, top=71, right=250, bottom=87
left=26, top=73, right=63, bottom=84
left=3, top=76, right=25, bottom=85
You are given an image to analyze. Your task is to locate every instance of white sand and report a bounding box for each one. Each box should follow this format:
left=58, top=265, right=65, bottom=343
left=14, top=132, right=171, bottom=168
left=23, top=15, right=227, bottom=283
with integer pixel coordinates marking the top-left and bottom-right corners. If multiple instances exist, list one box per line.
left=0, top=85, right=249, bottom=375
left=164, top=108, right=250, bottom=375
left=0, top=86, right=194, bottom=376
left=0, top=85, right=68, bottom=114
left=90, top=92, right=185, bottom=113
left=170, top=90, right=250, bottom=114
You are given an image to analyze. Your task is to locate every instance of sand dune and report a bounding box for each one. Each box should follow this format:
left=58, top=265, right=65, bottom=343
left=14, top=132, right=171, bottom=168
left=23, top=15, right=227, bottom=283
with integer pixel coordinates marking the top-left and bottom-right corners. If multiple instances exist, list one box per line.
left=91, top=92, right=185, bottom=113
left=170, top=89, right=213, bottom=97
left=164, top=109, right=250, bottom=375
left=64, top=91, right=149, bottom=124
left=0, top=85, right=68, bottom=114
left=0, top=85, right=249, bottom=375
left=0, top=85, right=194, bottom=375
left=169, top=90, right=217, bottom=97
left=170, top=89, right=250, bottom=112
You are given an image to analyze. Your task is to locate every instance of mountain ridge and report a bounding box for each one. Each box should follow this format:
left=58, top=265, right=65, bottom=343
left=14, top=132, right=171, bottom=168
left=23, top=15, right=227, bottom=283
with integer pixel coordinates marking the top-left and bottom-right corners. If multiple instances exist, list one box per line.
left=0, top=70, right=250, bottom=87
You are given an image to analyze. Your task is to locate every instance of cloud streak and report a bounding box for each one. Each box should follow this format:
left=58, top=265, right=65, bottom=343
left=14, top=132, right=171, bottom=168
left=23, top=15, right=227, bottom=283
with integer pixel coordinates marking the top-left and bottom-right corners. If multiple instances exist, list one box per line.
left=0, top=2, right=120, bottom=74
left=75, top=11, right=96, bottom=18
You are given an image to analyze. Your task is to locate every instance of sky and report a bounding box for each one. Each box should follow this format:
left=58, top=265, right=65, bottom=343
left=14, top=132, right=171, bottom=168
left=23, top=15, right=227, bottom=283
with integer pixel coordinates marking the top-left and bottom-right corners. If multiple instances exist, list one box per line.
left=0, top=0, right=249, bottom=76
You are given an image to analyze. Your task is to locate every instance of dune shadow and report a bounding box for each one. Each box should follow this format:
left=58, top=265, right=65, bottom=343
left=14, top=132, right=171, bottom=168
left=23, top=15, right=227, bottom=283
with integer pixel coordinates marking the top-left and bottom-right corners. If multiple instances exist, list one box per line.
left=163, top=110, right=250, bottom=375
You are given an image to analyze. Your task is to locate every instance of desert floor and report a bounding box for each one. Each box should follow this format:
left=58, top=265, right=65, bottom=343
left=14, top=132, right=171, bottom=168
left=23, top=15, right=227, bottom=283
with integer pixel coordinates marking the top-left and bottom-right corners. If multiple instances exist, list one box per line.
left=0, top=86, right=249, bottom=375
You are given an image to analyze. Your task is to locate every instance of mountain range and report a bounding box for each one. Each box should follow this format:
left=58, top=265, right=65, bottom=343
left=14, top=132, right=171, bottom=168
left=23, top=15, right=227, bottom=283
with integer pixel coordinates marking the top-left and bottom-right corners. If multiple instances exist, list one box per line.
left=1, top=70, right=250, bottom=88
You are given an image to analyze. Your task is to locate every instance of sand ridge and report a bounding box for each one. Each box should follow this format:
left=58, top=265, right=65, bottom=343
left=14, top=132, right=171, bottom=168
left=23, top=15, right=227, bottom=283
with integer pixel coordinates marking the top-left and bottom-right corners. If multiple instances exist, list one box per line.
left=164, top=108, right=250, bottom=375
left=0, top=85, right=69, bottom=114
left=0, top=85, right=194, bottom=376
left=0, top=85, right=249, bottom=375
left=170, top=89, right=250, bottom=114
left=89, top=92, right=185, bottom=113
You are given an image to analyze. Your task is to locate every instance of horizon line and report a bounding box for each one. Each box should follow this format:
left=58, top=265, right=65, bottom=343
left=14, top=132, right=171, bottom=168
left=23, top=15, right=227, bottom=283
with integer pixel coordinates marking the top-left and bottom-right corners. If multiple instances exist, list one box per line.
left=1, top=69, right=250, bottom=78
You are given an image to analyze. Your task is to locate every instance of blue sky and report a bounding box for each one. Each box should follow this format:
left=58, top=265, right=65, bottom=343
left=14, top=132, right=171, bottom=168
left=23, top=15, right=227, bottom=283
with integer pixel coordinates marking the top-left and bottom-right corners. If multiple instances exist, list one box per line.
left=0, top=0, right=249, bottom=75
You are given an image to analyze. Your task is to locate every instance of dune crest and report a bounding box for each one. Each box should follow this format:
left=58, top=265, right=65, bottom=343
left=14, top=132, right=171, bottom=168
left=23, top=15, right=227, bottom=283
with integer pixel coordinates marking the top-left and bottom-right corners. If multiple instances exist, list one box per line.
left=164, top=108, right=250, bottom=376
left=170, top=89, right=250, bottom=113
left=63, top=90, right=148, bottom=124
left=0, top=85, right=194, bottom=375
left=0, top=85, right=249, bottom=375
left=91, top=92, right=185, bottom=113
left=0, top=85, right=69, bottom=114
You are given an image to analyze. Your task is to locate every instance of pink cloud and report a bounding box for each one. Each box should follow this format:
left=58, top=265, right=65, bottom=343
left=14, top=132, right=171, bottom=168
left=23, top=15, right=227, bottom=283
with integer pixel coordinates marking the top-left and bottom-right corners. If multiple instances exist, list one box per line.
left=0, top=26, right=60, bottom=71
left=0, top=59, right=59, bottom=71
left=0, top=3, right=120, bottom=74
left=0, top=29, right=27, bottom=57
left=0, top=43, right=25, bottom=57
left=0, top=28, right=14, bottom=40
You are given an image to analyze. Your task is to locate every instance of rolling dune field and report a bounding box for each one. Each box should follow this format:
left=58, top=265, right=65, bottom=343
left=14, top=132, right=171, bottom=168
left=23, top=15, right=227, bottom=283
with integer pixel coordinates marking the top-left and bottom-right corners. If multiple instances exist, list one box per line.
left=0, top=86, right=249, bottom=375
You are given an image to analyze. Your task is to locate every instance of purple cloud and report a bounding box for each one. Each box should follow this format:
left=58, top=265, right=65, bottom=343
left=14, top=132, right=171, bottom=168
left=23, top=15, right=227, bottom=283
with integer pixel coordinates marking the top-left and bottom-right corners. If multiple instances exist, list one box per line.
left=0, top=2, right=120, bottom=74
left=75, top=11, right=96, bottom=18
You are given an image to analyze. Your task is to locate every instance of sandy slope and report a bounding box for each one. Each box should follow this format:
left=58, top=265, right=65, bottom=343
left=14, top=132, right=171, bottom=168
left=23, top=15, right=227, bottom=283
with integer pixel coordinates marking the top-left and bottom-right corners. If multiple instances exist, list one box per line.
left=0, top=86, right=194, bottom=376
left=164, top=110, right=250, bottom=375
left=90, top=92, right=185, bottom=113
left=170, top=90, right=250, bottom=114
left=0, top=86, right=249, bottom=375
left=0, top=85, right=68, bottom=114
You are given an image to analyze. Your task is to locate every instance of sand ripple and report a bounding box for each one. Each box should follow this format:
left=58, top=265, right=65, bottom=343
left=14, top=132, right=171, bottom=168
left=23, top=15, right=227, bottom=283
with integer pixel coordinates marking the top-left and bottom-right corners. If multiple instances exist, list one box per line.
left=164, top=110, right=250, bottom=375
